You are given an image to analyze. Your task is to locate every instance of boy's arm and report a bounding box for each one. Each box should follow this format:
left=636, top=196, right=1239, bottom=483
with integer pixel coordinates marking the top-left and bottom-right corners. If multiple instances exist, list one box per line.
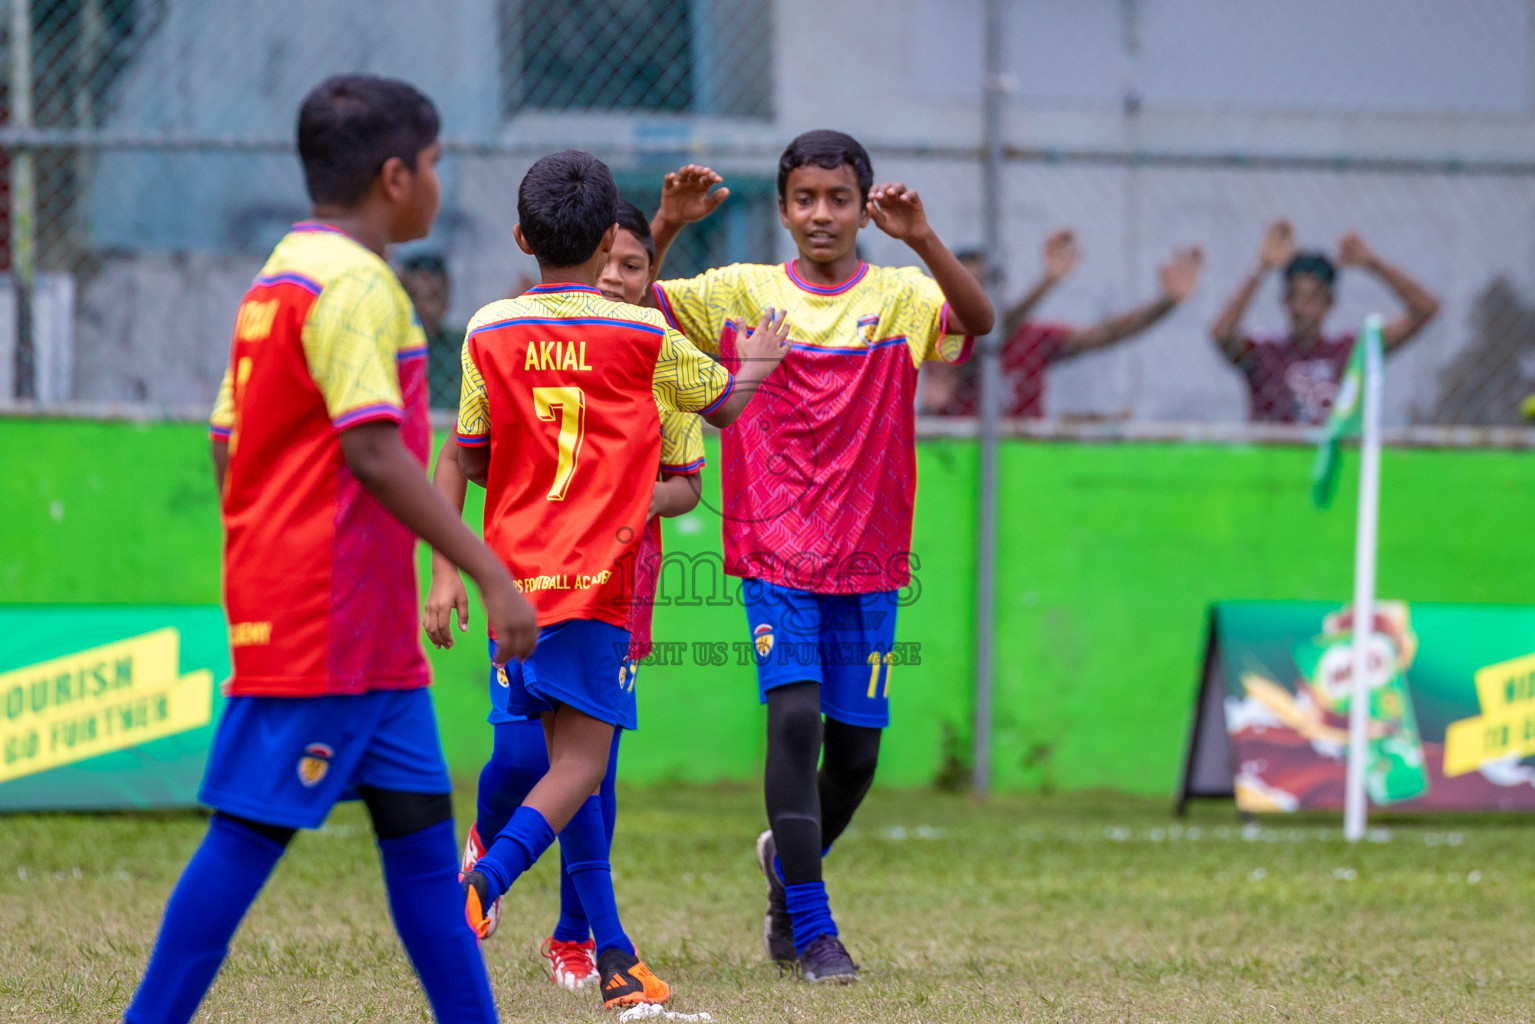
left=1002, top=229, right=1079, bottom=339
left=340, top=422, right=535, bottom=661
left=212, top=441, right=228, bottom=494
left=1212, top=220, right=1294, bottom=362
left=209, top=366, right=234, bottom=494
left=1061, top=246, right=1204, bottom=356
left=695, top=310, right=791, bottom=428
left=648, top=164, right=729, bottom=283
left=424, top=437, right=472, bottom=649
left=649, top=473, right=703, bottom=519
left=867, top=183, right=995, bottom=337
left=1337, top=232, right=1440, bottom=352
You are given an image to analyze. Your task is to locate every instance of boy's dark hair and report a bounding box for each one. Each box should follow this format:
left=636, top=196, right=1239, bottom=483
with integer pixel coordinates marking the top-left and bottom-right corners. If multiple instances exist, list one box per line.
left=777, top=130, right=874, bottom=206
left=297, top=74, right=439, bottom=207
left=517, top=150, right=619, bottom=268
left=1284, top=251, right=1337, bottom=290
left=614, top=199, right=656, bottom=265
left=401, top=252, right=448, bottom=278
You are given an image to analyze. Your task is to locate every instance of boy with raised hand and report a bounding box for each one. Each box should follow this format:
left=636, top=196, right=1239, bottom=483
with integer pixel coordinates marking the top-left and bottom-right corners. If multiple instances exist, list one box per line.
left=1210, top=218, right=1439, bottom=424
left=133, top=75, right=536, bottom=1024
left=453, top=150, right=787, bottom=1009
left=648, top=131, right=993, bottom=983
left=422, top=197, right=708, bottom=995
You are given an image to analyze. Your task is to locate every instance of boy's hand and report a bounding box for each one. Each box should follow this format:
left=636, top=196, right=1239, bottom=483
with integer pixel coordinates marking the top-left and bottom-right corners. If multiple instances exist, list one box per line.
left=1337, top=231, right=1375, bottom=268
left=423, top=562, right=471, bottom=650
left=1159, top=246, right=1205, bottom=303
left=657, top=165, right=729, bottom=226
left=1042, top=229, right=1081, bottom=284
left=866, top=183, right=932, bottom=244
left=482, top=572, right=537, bottom=664
left=733, top=307, right=792, bottom=375
left=1259, top=219, right=1296, bottom=270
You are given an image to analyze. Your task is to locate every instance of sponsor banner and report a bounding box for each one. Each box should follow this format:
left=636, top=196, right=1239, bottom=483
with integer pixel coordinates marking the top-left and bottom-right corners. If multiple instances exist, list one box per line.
left=0, top=607, right=228, bottom=811
left=1180, top=601, right=1535, bottom=814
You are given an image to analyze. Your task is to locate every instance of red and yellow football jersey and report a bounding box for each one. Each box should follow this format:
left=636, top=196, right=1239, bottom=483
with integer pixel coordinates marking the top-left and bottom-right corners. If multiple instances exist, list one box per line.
left=456, top=283, right=731, bottom=629
left=211, top=222, right=431, bottom=697
left=653, top=260, right=971, bottom=594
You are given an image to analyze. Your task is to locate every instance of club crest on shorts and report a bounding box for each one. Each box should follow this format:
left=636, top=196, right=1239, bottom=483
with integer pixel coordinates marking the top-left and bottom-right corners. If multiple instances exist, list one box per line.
left=296, top=742, right=333, bottom=787
left=753, top=623, right=775, bottom=658
left=495, top=663, right=510, bottom=688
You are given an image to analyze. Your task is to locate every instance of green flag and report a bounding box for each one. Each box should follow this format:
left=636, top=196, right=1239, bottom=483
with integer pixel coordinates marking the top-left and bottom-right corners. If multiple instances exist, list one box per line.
left=1310, top=319, right=1381, bottom=508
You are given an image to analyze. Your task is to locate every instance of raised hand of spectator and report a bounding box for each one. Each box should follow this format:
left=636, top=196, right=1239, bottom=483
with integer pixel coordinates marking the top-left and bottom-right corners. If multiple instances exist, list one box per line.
left=1159, top=246, right=1205, bottom=303
left=1042, top=229, right=1081, bottom=284
left=658, top=164, right=730, bottom=226
left=1337, top=231, right=1374, bottom=268
left=1259, top=219, right=1296, bottom=270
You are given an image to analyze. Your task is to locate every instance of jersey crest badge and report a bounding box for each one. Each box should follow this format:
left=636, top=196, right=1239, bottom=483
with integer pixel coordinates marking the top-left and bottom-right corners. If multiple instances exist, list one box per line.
left=857, top=314, right=880, bottom=344
left=296, top=742, right=334, bottom=787
left=753, top=623, right=775, bottom=658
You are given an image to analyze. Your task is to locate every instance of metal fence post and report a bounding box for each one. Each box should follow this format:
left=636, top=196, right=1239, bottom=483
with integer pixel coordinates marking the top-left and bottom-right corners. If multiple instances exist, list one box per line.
left=972, top=0, right=1006, bottom=796
left=8, top=0, right=36, bottom=399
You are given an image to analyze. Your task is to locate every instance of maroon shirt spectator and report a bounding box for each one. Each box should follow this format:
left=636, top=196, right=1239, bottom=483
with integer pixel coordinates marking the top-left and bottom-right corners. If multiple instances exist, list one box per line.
left=923, top=231, right=1203, bottom=418
left=1211, top=220, right=1441, bottom=425
left=1231, top=331, right=1357, bottom=424
left=925, top=322, right=1071, bottom=417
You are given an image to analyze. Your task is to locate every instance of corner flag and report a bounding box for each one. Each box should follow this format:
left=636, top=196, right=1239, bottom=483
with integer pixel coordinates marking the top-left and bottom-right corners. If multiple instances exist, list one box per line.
left=1310, top=318, right=1383, bottom=508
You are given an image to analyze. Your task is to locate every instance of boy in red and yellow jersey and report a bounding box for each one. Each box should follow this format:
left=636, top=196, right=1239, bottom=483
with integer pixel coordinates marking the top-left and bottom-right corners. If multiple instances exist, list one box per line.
left=127, top=76, right=535, bottom=1024
left=423, top=193, right=713, bottom=995
left=454, top=150, right=787, bottom=1008
left=649, top=131, right=994, bottom=982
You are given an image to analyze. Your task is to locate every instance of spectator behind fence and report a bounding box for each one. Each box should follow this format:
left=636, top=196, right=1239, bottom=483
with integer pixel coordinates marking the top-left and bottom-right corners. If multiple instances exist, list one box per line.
left=922, top=231, right=1203, bottom=417
left=398, top=253, right=463, bottom=409
left=1210, top=220, right=1440, bottom=425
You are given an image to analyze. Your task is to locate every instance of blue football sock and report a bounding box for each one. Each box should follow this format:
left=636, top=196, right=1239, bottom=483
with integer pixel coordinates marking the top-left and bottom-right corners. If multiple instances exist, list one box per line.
left=553, top=846, right=591, bottom=943
left=123, top=814, right=286, bottom=1024
left=784, top=881, right=839, bottom=954
left=477, top=805, right=556, bottom=900
left=379, top=820, right=498, bottom=1024
left=561, top=795, right=632, bottom=955
left=476, top=719, right=547, bottom=842
left=600, top=728, right=620, bottom=848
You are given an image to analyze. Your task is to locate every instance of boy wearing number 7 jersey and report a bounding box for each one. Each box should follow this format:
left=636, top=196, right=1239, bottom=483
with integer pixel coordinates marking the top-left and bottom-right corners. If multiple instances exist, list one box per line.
left=452, top=150, right=789, bottom=1008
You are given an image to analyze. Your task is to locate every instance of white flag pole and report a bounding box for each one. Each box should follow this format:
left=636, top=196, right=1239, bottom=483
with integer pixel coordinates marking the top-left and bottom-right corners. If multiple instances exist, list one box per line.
left=1344, top=314, right=1385, bottom=843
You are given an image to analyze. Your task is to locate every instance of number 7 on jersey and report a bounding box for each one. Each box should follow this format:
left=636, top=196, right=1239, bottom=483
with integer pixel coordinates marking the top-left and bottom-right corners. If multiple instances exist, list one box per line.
left=532, top=386, right=586, bottom=500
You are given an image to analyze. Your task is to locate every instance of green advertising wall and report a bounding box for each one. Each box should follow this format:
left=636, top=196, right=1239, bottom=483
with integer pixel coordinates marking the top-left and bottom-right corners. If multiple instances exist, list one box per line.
left=3, top=418, right=1532, bottom=796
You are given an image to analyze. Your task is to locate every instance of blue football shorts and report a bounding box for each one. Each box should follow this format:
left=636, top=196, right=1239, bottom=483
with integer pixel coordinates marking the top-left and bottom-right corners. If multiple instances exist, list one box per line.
left=487, top=619, right=637, bottom=731
left=199, top=688, right=451, bottom=831
left=742, top=580, right=899, bottom=728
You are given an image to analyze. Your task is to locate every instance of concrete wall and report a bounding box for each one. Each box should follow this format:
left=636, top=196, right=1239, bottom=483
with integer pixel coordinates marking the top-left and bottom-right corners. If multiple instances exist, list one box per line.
left=61, top=0, right=1535, bottom=423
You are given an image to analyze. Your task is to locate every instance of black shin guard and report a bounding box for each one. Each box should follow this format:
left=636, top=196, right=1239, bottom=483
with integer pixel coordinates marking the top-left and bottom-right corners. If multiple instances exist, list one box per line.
left=819, top=717, right=881, bottom=849
left=358, top=787, right=454, bottom=841
left=763, top=682, right=825, bottom=885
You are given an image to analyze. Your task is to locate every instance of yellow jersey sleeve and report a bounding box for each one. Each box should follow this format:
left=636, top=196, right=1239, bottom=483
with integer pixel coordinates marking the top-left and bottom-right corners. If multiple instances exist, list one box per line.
left=658, top=407, right=706, bottom=474
left=652, top=325, right=735, bottom=416
left=209, top=367, right=234, bottom=441
left=456, top=332, right=490, bottom=446
left=886, top=266, right=974, bottom=366
left=301, top=266, right=407, bottom=429
left=652, top=265, right=760, bottom=356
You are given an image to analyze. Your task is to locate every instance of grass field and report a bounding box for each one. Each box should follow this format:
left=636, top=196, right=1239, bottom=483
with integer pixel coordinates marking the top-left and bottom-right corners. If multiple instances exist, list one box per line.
left=1, top=786, right=1530, bottom=1023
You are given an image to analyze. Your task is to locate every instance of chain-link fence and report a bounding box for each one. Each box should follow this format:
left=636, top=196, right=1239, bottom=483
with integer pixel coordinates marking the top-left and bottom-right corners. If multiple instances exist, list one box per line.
left=4, top=0, right=1535, bottom=425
